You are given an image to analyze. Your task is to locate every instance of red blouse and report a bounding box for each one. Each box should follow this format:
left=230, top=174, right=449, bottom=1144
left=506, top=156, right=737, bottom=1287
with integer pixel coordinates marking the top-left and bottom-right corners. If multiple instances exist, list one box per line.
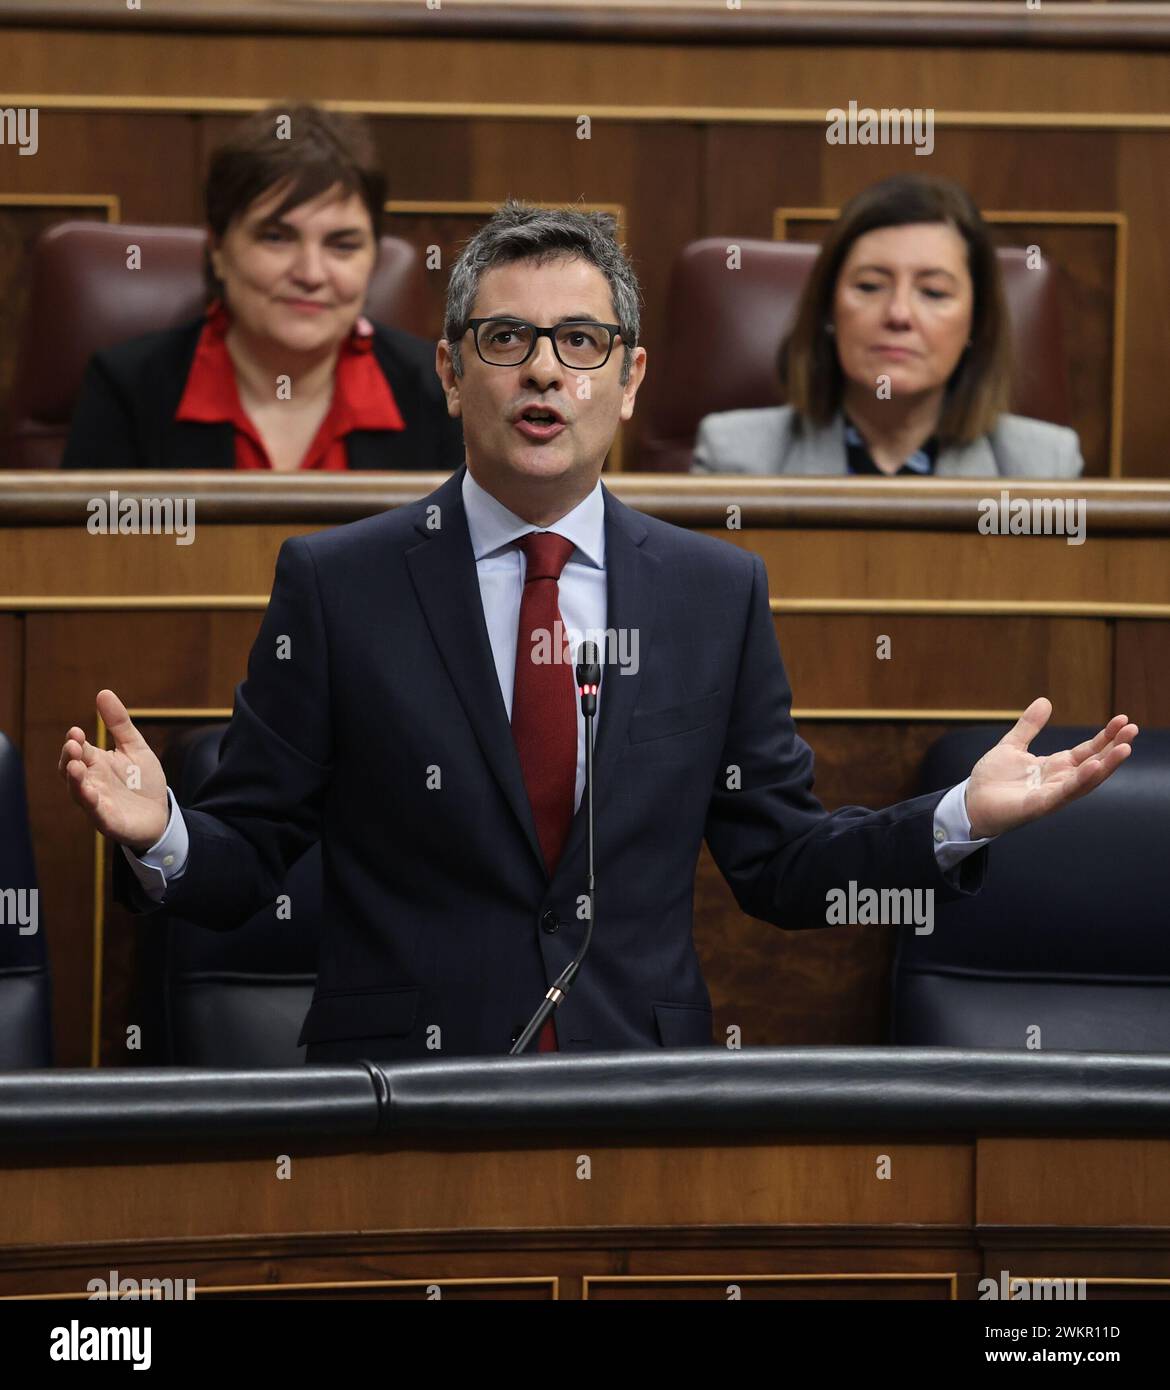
left=175, top=300, right=405, bottom=471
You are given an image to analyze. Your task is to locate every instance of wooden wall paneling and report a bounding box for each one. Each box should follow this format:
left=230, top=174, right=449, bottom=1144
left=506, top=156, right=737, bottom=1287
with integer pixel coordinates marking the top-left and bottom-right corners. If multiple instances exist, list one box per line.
left=0, top=1133, right=973, bottom=1244
left=702, top=124, right=829, bottom=238
left=583, top=1274, right=955, bottom=1299
left=0, top=523, right=313, bottom=599
left=987, top=217, right=1119, bottom=477
left=1113, top=619, right=1170, bottom=727
left=385, top=206, right=503, bottom=343
left=695, top=841, right=901, bottom=1049
left=978, top=1137, right=1170, bottom=1227
left=0, top=1225, right=976, bottom=1302
left=0, top=111, right=200, bottom=221
left=778, top=127, right=1122, bottom=217
left=709, top=528, right=1170, bottom=606
left=8, top=27, right=1170, bottom=113
left=977, top=1240, right=1170, bottom=1299
left=776, top=614, right=1111, bottom=720
left=0, top=613, right=21, bottom=748
left=1118, top=131, right=1170, bottom=479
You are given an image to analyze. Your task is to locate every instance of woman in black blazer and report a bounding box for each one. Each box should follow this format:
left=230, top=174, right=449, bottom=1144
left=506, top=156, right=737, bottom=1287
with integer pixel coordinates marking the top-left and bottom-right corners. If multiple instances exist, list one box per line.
left=63, top=104, right=463, bottom=473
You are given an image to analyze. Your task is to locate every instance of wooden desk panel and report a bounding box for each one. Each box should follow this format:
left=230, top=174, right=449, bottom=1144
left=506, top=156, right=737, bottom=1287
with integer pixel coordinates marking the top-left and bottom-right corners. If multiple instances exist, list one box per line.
left=0, top=1135, right=972, bottom=1247
left=978, top=1138, right=1170, bottom=1228
left=0, top=1128, right=1167, bottom=1300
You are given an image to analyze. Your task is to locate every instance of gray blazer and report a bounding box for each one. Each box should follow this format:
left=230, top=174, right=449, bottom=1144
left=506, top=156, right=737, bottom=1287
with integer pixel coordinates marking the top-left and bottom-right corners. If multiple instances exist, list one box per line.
left=691, top=406, right=1084, bottom=479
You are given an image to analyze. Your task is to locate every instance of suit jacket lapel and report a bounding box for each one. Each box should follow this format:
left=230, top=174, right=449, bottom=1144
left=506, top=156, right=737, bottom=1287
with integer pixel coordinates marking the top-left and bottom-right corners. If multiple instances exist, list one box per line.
left=405, top=468, right=547, bottom=876
left=348, top=427, right=422, bottom=470
left=166, top=420, right=234, bottom=469
left=936, top=435, right=998, bottom=477
left=346, top=430, right=390, bottom=469
left=557, top=484, right=657, bottom=875
left=782, top=413, right=848, bottom=475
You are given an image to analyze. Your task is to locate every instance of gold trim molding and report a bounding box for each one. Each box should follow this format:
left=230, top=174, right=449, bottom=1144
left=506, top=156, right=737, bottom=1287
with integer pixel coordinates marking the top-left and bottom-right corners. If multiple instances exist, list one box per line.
left=790, top=709, right=1024, bottom=721
left=5, top=596, right=1166, bottom=619
left=582, top=1270, right=959, bottom=1298
left=7, top=1275, right=559, bottom=1299
left=0, top=191, right=121, bottom=219
left=768, top=599, right=1170, bottom=620
left=5, top=96, right=1170, bottom=132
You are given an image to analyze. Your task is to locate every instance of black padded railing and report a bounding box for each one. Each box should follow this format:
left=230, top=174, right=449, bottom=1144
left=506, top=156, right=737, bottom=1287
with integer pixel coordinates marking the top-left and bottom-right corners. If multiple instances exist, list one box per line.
left=5, top=1048, right=1170, bottom=1147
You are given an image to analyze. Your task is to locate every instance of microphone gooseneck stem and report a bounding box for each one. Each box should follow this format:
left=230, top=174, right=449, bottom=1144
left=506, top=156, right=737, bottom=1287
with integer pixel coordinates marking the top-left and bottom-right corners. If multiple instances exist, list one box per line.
left=510, top=644, right=600, bottom=1056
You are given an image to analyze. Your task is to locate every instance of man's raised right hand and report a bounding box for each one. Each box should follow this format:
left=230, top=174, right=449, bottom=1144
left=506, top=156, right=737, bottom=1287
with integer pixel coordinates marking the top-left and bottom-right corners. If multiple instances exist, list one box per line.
left=58, top=689, right=169, bottom=854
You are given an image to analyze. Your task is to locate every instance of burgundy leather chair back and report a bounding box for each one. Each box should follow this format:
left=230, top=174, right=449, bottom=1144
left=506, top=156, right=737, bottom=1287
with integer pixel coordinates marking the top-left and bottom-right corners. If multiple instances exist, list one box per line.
left=639, top=237, right=1072, bottom=472
left=6, top=220, right=429, bottom=469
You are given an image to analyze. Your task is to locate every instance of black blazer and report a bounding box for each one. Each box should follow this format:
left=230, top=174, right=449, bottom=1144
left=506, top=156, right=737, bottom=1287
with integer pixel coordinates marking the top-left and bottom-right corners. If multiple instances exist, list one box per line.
left=61, top=315, right=464, bottom=470
left=114, top=466, right=987, bottom=1062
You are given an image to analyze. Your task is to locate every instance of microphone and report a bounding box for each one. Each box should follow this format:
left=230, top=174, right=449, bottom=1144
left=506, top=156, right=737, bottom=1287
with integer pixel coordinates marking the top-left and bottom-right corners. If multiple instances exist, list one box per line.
left=509, top=640, right=601, bottom=1055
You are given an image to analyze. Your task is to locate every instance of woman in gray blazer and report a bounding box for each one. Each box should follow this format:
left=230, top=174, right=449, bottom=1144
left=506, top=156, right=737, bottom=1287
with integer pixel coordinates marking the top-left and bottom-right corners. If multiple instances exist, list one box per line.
left=692, top=174, right=1083, bottom=479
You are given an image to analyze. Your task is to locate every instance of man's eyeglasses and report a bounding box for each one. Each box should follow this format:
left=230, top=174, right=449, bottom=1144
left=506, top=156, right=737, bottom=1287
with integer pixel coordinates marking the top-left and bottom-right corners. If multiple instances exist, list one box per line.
left=467, top=317, right=622, bottom=370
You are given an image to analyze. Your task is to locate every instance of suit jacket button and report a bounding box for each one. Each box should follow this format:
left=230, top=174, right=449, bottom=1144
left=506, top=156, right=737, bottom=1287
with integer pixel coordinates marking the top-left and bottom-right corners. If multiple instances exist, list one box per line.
left=541, top=909, right=560, bottom=934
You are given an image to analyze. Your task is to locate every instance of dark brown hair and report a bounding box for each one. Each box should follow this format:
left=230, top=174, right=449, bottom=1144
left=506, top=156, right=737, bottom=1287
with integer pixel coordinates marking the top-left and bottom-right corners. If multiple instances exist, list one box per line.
left=203, top=103, right=386, bottom=301
left=779, top=173, right=1012, bottom=447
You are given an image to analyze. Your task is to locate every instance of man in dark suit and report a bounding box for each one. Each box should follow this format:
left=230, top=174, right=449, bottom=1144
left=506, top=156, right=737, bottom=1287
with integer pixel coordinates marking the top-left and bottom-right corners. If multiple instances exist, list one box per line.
left=59, top=201, right=1137, bottom=1062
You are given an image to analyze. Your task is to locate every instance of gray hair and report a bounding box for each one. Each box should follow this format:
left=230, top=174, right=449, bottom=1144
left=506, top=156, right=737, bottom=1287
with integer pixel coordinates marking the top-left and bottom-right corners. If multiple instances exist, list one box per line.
left=444, top=199, right=642, bottom=385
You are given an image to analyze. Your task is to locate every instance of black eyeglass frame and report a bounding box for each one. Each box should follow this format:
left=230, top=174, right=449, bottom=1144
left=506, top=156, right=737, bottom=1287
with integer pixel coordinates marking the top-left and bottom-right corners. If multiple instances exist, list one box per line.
left=466, top=317, right=623, bottom=370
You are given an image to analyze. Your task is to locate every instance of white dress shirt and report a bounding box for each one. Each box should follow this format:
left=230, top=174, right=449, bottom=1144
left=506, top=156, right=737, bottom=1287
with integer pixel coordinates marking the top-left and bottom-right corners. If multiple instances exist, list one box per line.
left=125, top=468, right=990, bottom=899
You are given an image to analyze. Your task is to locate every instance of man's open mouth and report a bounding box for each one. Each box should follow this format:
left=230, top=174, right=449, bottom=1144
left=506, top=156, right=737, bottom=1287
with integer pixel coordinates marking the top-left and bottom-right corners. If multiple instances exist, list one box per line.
left=514, top=407, right=566, bottom=440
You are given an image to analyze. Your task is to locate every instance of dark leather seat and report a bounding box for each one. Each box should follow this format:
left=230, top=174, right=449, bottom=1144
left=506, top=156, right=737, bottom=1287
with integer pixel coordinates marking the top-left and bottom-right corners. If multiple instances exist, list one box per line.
left=5, top=221, right=430, bottom=469
left=891, top=725, right=1170, bottom=1052
left=157, top=725, right=321, bottom=1067
left=639, top=237, right=1072, bottom=472
left=0, top=731, right=53, bottom=1067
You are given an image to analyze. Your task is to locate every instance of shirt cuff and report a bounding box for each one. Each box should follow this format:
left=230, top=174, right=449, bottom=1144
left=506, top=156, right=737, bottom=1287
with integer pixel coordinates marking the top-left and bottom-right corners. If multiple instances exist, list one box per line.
left=120, top=787, right=190, bottom=903
left=932, top=778, right=994, bottom=875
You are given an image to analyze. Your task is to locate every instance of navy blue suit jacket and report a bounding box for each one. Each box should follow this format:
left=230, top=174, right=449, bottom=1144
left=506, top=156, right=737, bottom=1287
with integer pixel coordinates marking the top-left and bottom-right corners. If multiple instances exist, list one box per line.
left=114, top=466, right=985, bottom=1059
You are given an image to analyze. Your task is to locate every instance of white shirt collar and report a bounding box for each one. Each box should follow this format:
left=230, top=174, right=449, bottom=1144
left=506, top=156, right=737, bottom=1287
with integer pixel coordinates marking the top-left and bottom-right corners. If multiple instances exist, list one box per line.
left=461, top=466, right=605, bottom=568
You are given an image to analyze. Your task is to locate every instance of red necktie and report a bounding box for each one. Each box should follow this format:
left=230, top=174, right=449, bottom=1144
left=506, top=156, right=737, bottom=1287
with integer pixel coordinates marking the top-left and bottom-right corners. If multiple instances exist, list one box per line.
left=511, top=531, right=578, bottom=1053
